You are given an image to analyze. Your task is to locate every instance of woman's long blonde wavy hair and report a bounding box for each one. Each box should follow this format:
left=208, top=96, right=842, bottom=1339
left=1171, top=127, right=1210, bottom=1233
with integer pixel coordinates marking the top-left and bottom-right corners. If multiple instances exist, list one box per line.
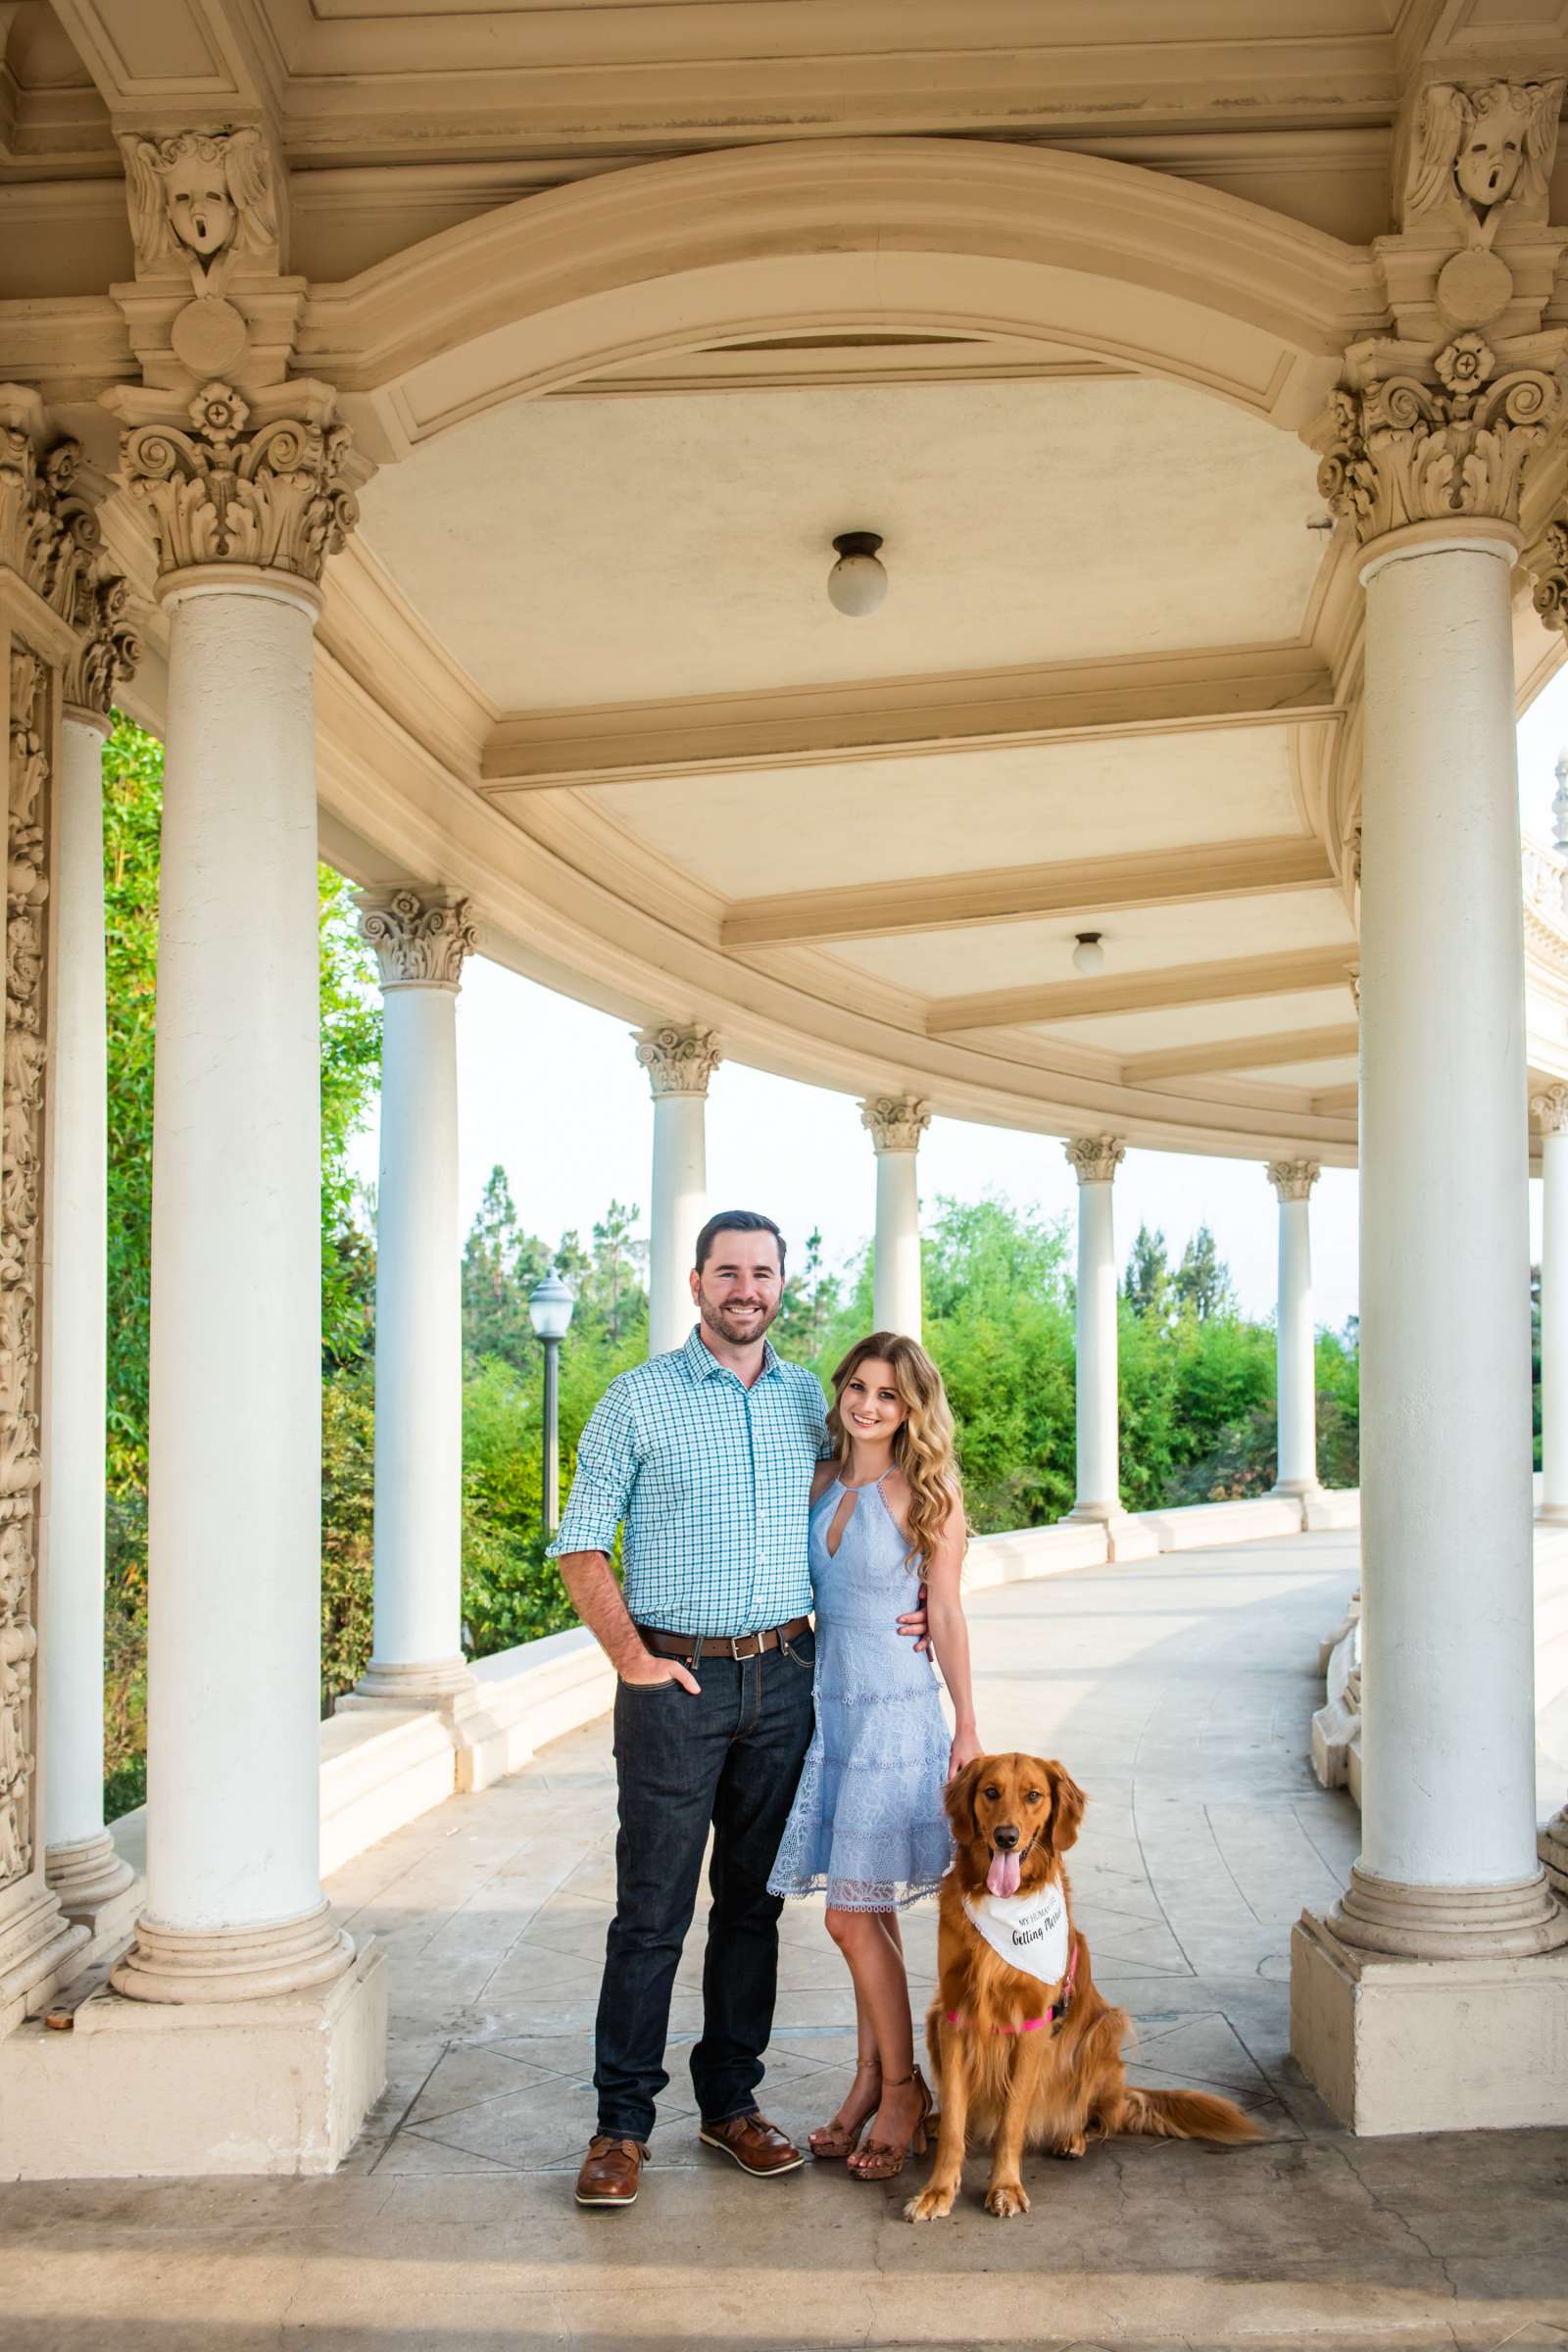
left=827, top=1331, right=965, bottom=1576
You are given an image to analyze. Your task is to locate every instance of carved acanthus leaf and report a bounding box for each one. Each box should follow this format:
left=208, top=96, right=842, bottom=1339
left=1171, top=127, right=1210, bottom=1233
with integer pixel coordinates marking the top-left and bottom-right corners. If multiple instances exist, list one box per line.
left=1531, top=1082, right=1568, bottom=1137
left=117, top=381, right=360, bottom=584
left=1064, top=1134, right=1125, bottom=1186
left=357, top=887, right=478, bottom=990
left=1267, top=1158, right=1321, bottom=1202
left=1315, top=344, right=1558, bottom=543
left=859, top=1095, right=932, bottom=1154
left=0, top=393, right=140, bottom=712
left=634, top=1023, right=722, bottom=1099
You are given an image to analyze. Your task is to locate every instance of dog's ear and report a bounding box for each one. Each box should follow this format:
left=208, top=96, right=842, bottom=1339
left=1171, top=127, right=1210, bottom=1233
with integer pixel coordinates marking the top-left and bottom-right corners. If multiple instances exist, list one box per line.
left=1045, top=1759, right=1087, bottom=1855
left=944, top=1757, right=988, bottom=1841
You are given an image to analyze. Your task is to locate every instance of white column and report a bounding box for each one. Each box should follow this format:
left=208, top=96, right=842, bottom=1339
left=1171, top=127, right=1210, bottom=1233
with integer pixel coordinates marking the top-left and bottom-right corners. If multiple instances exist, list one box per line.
left=1266, top=1158, right=1321, bottom=1501
left=110, top=571, right=352, bottom=2003
left=1534, top=1087, right=1568, bottom=1527
left=1323, top=521, right=1565, bottom=1963
left=41, top=708, right=134, bottom=1926
left=635, top=1023, right=720, bottom=1357
left=354, top=890, right=476, bottom=1701
left=860, top=1095, right=929, bottom=1339
left=1063, top=1136, right=1125, bottom=1523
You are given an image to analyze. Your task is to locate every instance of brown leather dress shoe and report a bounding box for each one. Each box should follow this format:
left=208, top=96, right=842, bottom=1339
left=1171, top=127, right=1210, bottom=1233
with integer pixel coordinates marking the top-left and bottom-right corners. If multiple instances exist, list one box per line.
left=698, top=2110, right=806, bottom=2177
left=574, top=2133, right=648, bottom=2207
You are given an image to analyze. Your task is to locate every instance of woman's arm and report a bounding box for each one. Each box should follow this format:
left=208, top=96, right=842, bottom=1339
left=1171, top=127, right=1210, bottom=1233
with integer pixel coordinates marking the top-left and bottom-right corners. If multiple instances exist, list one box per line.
left=922, top=1489, right=980, bottom=1778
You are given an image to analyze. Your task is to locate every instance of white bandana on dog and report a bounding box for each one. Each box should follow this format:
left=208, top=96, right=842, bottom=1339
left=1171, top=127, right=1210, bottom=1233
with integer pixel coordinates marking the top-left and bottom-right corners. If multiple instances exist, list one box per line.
left=961, top=1880, right=1069, bottom=1987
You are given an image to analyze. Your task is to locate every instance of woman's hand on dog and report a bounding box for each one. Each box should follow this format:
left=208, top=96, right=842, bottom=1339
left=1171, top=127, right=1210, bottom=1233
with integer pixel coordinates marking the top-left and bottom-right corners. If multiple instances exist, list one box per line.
left=947, top=1721, right=982, bottom=1780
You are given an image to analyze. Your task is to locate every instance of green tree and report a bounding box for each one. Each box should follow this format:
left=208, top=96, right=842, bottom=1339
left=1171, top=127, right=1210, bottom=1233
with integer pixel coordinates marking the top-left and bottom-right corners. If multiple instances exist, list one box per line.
left=1123, top=1224, right=1173, bottom=1326
left=1174, top=1223, right=1236, bottom=1322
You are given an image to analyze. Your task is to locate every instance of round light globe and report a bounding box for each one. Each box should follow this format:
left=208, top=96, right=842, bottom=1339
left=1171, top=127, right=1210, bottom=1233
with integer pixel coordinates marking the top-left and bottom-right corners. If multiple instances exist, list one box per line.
left=1071, top=933, right=1105, bottom=976
left=827, top=531, right=888, bottom=617
left=528, top=1272, right=575, bottom=1343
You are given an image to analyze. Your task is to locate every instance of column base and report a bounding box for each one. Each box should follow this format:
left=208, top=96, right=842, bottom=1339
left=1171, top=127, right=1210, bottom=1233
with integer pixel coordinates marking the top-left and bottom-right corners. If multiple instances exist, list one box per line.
left=0, top=1941, right=386, bottom=2178
left=352, top=1653, right=474, bottom=1702
left=111, top=1897, right=355, bottom=2004
left=335, top=1673, right=510, bottom=1794
left=1537, top=1501, right=1568, bottom=1527
left=1060, top=1504, right=1160, bottom=1561
left=45, top=1832, right=137, bottom=1931
left=0, top=1886, right=91, bottom=2037
left=1291, top=1908, right=1568, bottom=2132
left=1327, top=1862, right=1568, bottom=1960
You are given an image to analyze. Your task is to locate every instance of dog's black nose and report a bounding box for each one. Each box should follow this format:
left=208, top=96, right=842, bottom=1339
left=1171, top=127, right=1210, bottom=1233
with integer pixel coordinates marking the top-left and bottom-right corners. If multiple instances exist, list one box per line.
left=993, top=1823, right=1020, bottom=1851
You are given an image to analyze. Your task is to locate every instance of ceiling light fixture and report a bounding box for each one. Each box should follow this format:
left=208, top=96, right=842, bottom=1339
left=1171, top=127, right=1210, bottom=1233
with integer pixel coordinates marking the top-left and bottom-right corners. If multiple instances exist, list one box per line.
left=1072, top=932, right=1105, bottom=976
left=827, top=530, right=888, bottom=616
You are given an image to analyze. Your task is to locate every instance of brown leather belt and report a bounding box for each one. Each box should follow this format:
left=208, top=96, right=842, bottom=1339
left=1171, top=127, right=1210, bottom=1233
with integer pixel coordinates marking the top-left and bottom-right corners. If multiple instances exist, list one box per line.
left=634, top=1615, right=810, bottom=1662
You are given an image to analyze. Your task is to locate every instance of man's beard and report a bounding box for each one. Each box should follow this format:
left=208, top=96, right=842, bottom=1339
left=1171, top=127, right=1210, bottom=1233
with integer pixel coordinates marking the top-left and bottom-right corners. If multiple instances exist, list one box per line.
left=698, top=1289, right=780, bottom=1345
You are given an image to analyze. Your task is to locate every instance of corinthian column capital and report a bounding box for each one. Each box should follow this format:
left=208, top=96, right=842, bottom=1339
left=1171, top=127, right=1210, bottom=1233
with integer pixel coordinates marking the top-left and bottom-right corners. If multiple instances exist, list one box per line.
left=1064, top=1134, right=1125, bottom=1187
left=1532, top=1082, right=1568, bottom=1136
left=358, top=886, right=478, bottom=992
left=860, top=1095, right=931, bottom=1154
left=634, top=1022, right=721, bottom=1099
left=106, top=376, right=368, bottom=593
left=1267, top=1157, right=1321, bottom=1202
left=1313, top=335, right=1557, bottom=550
left=0, top=391, right=141, bottom=719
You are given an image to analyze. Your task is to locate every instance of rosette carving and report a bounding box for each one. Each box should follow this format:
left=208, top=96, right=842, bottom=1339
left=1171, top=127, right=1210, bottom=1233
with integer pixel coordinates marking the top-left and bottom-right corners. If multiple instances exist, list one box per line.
left=119, top=381, right=359, bottom=584
left=358, top=886, right=478, bottom=990
left=859, top=1095, right=932, bottom=1153
left=1315, top=339, right=1557, bottom=543
left=1267, top=1158, right=1321, bottom=1203
left=0, top=648, right=49, bottom=1888
left=1064, top=1134, right=1125, bottom=1186
left=634, top=1023, right=722, bottom=1099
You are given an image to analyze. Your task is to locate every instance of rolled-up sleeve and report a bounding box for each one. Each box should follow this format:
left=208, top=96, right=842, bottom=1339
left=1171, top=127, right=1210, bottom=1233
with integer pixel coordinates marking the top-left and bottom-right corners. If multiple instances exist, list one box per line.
left=546, top=1378, right=639, bottom=1560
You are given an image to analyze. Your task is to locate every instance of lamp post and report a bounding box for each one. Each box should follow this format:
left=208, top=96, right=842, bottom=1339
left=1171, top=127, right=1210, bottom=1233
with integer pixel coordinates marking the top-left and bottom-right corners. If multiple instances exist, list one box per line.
left=528, top=1274, right=575, bottom=1537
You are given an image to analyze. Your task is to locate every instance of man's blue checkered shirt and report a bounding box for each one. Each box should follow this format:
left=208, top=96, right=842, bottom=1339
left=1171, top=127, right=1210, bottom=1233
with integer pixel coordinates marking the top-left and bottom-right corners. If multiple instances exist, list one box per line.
left=546, top=1323, right=830, bottom=1637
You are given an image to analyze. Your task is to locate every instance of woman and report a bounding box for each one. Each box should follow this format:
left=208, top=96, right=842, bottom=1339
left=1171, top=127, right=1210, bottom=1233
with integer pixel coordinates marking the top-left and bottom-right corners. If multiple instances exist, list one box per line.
left=767, top=1330, right=979, bottom=2180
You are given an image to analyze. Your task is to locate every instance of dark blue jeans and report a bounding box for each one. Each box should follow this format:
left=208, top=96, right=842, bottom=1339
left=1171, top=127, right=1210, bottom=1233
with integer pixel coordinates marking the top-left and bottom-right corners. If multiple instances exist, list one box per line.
left=594, top=1635, right=816, bottom=2142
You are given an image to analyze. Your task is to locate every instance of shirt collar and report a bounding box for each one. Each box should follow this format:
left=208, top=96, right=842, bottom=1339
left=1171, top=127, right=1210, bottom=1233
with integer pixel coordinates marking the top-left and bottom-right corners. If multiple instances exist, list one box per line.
left=679, top=1324, right=782, bottom=1385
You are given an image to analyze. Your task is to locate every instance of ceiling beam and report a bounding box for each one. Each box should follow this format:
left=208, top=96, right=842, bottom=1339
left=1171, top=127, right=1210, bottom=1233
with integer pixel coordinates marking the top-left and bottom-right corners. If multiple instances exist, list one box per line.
left=1122, top=1025, right=1361, bottom=1087
left=925, top=945, right=1358, bottom=1035
left=480, top=644, right=1340, bottom=793
left=1311, top=1083, right=1359, bottom=1112
left=722, top=836, right=1337, bottom=951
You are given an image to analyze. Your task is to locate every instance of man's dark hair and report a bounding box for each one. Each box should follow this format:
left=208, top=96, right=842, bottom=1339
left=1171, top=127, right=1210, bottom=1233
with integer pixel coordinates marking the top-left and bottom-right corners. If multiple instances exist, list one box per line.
left=694, top=1209, right=786, bottom=1277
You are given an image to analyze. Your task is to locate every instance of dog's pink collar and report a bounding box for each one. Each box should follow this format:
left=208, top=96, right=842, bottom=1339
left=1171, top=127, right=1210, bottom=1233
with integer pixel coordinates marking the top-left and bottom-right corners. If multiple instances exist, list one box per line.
left=945, top=1939, right=1078, bottom=2034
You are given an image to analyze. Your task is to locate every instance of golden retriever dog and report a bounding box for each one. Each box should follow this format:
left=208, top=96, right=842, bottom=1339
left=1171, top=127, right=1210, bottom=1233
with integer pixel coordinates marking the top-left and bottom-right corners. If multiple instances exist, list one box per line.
left=906, top=1752, right=1260, bottom=2222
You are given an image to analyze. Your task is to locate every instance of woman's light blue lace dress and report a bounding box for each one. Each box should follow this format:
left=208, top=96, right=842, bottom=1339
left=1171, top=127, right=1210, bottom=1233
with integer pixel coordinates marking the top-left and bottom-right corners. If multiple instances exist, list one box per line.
left=767, top=1470, right=953, bottom=1911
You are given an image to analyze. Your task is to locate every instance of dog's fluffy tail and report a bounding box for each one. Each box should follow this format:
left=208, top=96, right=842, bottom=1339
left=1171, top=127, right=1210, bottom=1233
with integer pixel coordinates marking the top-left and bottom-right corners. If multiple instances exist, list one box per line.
left=1118, top=2085, right=1262, bottom=2144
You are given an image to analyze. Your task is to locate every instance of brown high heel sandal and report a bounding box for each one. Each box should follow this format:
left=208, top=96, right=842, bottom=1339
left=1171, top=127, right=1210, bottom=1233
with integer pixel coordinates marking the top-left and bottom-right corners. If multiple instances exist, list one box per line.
left=847, top=2066, right=932, bottom=2181
left=808, top=2058, right=882, bottom=2160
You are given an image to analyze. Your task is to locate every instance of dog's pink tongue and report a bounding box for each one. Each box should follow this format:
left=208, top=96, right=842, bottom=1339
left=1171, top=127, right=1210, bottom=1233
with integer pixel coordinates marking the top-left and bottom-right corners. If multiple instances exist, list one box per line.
left=987, top=1849, right=1021, bottom=1898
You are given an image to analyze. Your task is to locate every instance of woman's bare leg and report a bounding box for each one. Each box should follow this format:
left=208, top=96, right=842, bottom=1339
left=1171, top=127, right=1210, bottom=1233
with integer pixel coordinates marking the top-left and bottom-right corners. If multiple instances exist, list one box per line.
left=824, top=1907, right=924, bottom=2168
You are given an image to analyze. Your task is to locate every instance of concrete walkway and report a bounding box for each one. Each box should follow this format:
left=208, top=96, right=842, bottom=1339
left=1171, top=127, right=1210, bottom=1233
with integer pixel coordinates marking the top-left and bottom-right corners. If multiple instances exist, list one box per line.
left=7, top=1529, right=1568, bottom=2350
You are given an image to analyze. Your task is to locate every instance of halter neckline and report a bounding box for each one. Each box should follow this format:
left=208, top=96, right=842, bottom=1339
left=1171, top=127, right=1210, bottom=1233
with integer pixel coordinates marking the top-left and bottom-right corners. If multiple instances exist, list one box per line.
left=835, top=1465, right=893, bottom=1493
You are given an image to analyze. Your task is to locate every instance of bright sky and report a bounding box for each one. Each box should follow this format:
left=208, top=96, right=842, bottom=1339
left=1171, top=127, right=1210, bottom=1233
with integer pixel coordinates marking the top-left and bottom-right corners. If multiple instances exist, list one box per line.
left=350, top=670, right=1568, bottom=1334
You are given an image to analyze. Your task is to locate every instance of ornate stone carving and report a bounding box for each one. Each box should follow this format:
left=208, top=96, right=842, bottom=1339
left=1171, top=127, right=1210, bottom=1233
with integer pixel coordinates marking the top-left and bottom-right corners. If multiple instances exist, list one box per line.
left=1267, top=1158, right=1321, bottom=1202
left=1064, top=1134, right=1124, bottom=1186
left=0, top=399, right=138, bottom=711
left=122, top=128, right=280, bottom=290
left=859, top=1095, right=931, bottom=1153
left=1400, top=80, right=1563, bottom=242
left=1315, top=336, right=1557, bottom=543
left=1531, top=1083, right=1568, bottom=1137
left=116, top=379, right=360, bottom=585
left=357, top=887, right=478, bottom=990
left=634, top=1023, right=722, bottom=1098
left=0, top=649, right=49, bottom=1891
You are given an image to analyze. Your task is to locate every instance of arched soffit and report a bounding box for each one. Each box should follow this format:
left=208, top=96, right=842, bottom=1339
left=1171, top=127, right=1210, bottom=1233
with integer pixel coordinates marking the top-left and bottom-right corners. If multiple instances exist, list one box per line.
left=301, top=138, right=1389, bottom=452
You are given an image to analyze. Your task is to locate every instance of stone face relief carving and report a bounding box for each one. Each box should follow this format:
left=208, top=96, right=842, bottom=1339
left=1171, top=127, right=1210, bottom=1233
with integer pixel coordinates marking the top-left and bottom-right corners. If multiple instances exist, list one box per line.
left=118, top=381, right=359, bottom=584
left=0, top=649, right=49, bottom=1890
left=1267, top=1158, right=1321, bottom=1202
left=1315, top=334, right=1557, bottom=542
left=358, top=887, right=478, bottom=990
left=634, top=1023, right=722, bottom=1099
left=122, top=128, right=279, bottom=290
left=859, top=1095, right=931, bottom=1153
left=1401, top=79, right=1563, bottom=242
left=1063, top=1135, right=1125, bottom=1186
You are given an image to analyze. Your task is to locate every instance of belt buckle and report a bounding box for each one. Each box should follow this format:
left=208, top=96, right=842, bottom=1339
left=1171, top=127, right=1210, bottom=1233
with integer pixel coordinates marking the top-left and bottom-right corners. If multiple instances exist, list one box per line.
left=730, top=1633, right=754, bottom=1660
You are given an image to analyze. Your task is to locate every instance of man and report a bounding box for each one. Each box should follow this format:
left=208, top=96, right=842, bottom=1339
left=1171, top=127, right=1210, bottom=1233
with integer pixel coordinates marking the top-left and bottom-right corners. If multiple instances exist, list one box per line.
left=550, top=1208, right=923, bottom=2209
